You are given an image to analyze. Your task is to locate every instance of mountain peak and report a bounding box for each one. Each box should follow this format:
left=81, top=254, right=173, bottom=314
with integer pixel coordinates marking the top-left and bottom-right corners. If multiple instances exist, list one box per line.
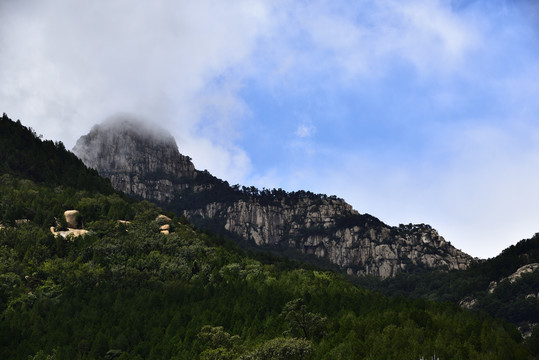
left=73, top=116, right=196, bottom=203
left=74, top=118, right=473, bottom=277
left=77, top=114, right=178, bottom=152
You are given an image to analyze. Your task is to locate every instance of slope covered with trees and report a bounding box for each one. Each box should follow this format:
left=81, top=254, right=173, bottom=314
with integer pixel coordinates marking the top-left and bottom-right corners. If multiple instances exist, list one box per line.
left=356, top=234, right=539, bottom=339
left=0, top=113, right=114, bottom=195
left=0, top=114, right=535, bottom=359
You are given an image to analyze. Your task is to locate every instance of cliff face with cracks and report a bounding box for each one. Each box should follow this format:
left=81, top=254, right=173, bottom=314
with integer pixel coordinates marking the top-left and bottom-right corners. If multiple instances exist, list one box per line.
left=186, top=199, right=471, bottom=277
left=73, top=118, right=473, bottom=278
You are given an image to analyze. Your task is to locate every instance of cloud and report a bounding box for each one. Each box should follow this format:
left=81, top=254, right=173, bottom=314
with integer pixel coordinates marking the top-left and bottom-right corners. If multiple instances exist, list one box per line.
left=247, top=0, right=480, bottom=88
left=295, top=122, right=316, bottom=138
left=0, top=0, right=270, bottom=183
left=0, top=0, right=492, bottom=164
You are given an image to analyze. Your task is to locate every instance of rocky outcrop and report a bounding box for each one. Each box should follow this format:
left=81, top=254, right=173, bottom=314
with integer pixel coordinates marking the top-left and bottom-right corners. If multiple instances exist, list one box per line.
left=156, top=214, right=172, bottom=235
left=74, top=118, right=474, bottom=277
left=64, top=210, right=80, bottom=228
left=155, top=214, right=172, bottom=222
left=459, top=297, right=478, bottom=310
left=73, top=116, right=198, bottom=203
left=50, top=227, right=89, bottom=238
left=185, top=199, right=471, bottom=277
left=488, top=263, right=539, bottom=293
left=50, top=210, right=89, bottom=238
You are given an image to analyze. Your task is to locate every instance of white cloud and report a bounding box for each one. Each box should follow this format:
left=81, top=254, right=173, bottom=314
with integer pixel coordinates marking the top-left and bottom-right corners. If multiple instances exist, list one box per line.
left=248, top=0, right=481, bottom=87
left=386, top=0, right=478, bottom=70
left=0, top=0, right=488, bottom=146
left=295, top=122, right=316, bottom=138
left=0, top=0, right=269, bottom=181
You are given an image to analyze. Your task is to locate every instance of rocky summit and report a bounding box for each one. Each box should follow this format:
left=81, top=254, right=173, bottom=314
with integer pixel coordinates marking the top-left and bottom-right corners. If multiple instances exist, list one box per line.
left=73, top=117, right=473, bottom=277
left=74, top=117, right=197, bottom=203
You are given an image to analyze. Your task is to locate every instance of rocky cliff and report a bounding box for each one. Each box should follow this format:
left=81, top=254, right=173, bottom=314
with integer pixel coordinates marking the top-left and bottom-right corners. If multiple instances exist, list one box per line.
left=73, top=118, right=473, bottom=277
left=74, top=117, right=198, bottom=203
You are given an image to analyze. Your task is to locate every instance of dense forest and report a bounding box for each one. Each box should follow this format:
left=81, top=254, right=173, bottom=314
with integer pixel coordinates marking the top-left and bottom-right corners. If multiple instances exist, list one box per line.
left=0, top=114, right=537, bottom=359
left=0, top=114, right=114, bottom=196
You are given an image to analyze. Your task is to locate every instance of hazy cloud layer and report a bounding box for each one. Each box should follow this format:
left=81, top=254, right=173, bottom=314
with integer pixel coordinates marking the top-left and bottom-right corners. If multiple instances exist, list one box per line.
left=0, top=0, right=269, bottom=181
left=2, top=0, right=539, bottom=257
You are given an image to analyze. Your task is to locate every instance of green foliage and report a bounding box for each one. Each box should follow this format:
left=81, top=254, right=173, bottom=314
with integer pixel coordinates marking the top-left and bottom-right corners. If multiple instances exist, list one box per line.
left=240, top=337, right=313, bottom=360
left=0, top=113, right=114, bottom=194
left=280, top=298, right=327, bottom=340
left=27, top=349, right=58, bottom=360
left=198, top=326, right=243, bottom=360
left=526, top=325, right=539, bottom=356
left=0, top=173, right=530, bottom=359
left=173, top=172, right=341, bottom=213
left=334, top=213, right=384, bottom=230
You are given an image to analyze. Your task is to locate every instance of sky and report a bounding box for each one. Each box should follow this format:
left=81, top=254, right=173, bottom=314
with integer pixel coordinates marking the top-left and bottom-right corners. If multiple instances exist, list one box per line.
left=1, top=0, right=539, bottom=258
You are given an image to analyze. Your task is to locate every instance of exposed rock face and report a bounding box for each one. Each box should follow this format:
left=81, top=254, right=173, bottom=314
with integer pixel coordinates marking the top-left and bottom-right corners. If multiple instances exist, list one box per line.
left=186, top=199, right=471, bottom=277
left=488, top=263, right=539, bottom=293
left=73, top=116, right=197, bottom=203
left=459, top=297, right=478, bottom=310
left=74, top=118, right=473, bottom=278
left=156, top=215, right=172, bottom=235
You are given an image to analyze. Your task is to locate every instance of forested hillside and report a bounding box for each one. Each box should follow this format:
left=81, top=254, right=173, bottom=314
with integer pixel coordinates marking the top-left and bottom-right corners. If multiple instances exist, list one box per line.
left=357, top=234, right=539, bottom=338
left=0, top=113, right=113, bottom=196
left=0, top=114, right=535, bottom=359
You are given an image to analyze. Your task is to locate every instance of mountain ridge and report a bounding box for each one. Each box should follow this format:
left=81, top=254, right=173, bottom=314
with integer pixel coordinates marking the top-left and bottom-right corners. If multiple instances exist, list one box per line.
left=73, top=117, right=473, bottom=277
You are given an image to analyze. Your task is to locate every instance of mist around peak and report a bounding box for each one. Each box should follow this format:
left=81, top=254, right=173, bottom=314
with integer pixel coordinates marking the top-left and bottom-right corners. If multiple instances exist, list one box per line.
left=72, top=114, right=182, bottom=174
left=88, top=113, right=177, bottom=146
left=72, top=114, right=199, bottom=191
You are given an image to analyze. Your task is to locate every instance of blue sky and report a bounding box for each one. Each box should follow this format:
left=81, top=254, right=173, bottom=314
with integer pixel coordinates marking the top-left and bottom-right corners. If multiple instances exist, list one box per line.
left=1, top=0, right=538, bottom=258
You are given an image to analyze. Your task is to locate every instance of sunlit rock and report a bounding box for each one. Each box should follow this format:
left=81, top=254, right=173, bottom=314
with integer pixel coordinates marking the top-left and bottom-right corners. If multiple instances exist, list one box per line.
left=64, top=210, right=80, bottom=228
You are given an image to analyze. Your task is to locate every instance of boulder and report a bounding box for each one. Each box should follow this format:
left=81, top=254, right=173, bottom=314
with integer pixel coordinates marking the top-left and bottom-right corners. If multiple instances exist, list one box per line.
left=156, top=214, right=171, bottom=223
left=64, top=210, right=80, bottom=228
left=160, top=224, right=171, bottom=235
